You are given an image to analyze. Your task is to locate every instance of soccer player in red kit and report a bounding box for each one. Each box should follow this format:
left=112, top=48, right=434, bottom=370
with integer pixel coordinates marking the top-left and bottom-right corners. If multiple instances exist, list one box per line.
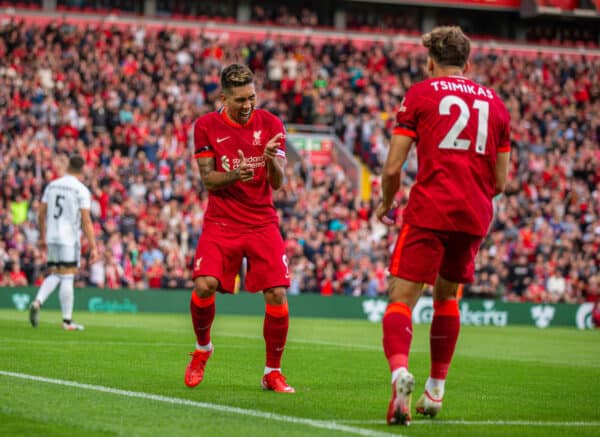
left=375, top=27, right=510, bottom=425
left=184, top=64, right=294, bottom=393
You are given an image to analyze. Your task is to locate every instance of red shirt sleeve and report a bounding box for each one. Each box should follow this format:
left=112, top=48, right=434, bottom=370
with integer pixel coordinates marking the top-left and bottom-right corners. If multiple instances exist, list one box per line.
left=192, top=118, right=215, bottom=159
left=393, top=86, right=418, bottom=139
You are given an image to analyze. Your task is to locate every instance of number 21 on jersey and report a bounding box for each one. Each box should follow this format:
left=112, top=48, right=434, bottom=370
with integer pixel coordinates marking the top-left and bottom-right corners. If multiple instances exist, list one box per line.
left=438, top=95, right=489, bottom=154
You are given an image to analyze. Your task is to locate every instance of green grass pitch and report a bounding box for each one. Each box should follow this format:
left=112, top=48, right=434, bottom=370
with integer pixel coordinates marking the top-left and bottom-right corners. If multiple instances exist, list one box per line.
left=0, top=308, right=599, bottom=436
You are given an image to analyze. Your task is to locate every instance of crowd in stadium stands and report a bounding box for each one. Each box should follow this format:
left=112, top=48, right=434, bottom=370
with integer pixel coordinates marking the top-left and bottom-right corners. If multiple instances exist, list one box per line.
left=0, top=19, right=599, bottom=305
left=526, top=22, right=599, bottom=47
left=248, top=3, right=599, bottom=45
left=251, top=3, right=418, bottom=34
left=251, top=5, right=318, bottom=28
left=5, top=0, right=600, bottom=45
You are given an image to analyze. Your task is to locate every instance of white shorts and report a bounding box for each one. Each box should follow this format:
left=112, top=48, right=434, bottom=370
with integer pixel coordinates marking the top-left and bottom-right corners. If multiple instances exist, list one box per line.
left=47, top=243, right=81, bottom=268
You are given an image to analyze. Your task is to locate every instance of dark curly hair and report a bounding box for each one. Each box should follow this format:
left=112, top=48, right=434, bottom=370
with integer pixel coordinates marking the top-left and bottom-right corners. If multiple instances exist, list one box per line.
left=220, top=64, right=254, bottom=93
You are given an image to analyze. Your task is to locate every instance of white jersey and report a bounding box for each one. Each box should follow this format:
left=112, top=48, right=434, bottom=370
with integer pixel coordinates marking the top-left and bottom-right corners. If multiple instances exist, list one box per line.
left=42, top=174, right=92, bottom=246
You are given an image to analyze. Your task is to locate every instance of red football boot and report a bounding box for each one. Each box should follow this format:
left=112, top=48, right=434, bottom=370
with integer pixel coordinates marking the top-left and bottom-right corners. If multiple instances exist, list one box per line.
left=261, top=371, right=295, bottom=393
left=184, top=348, right=213, bottom=388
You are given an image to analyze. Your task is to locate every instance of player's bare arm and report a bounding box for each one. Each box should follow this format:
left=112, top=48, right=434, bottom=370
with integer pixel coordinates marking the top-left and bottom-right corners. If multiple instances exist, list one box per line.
left=81, top=209, right=98, bottom=263
left=38, top=202, right=47, bottom=252
left=264, top=133, right=285, bottom=190
left=376, top=134, right=413, bottom=223
left=494, top=151, right=510, bottom=195
left=196, top=153, right=253, bottom=191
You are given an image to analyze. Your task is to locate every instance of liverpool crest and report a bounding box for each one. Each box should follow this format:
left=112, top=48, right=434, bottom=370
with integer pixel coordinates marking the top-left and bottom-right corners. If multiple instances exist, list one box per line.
left=252, top=130, right=262, bottom=146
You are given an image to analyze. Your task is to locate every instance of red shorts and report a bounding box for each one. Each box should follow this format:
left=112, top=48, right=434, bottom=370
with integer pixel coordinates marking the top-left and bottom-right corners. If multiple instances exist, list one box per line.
left=192, top=222, right=290, bottom=293
left=389, top=223, right=483, bottom=285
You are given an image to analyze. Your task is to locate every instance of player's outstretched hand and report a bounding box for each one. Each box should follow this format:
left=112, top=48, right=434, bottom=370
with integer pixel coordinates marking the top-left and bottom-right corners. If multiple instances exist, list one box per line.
left=264, top=133, right=284, bottom=162
left=89, top=247, right=100, bottom=264
left=37, top=239, right=47, bottom=252
left=375, top=201, right=398, bottom=226
left=237, top=149, right=254, bottom=182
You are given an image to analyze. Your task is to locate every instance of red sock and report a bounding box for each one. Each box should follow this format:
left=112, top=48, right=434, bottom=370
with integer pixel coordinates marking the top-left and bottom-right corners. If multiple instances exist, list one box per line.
left=264, top=301, right=289, bottom=368
left=382, top=302, right=412, bottom=371
left=190, top=292, right=216, bottom=346
left=430, top=299, right=460, bottom=379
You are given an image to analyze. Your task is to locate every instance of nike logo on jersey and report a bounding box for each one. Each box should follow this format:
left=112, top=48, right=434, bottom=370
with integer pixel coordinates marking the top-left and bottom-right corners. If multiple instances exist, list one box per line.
left=217, top=136, right=231, bottom=143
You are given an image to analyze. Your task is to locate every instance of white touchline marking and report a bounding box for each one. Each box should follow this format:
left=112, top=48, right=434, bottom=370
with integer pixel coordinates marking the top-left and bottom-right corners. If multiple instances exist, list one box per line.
left=0, top=371, right=403, bottom=437
left=338, top=419, right=600, bottom=427
left=0, top=339, right=192, bottom=347
left=0, top=338, right=377, bottom=352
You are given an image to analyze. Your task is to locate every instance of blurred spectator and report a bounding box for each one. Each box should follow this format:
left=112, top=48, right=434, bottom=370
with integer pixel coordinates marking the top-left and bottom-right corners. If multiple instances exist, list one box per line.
left=251, top=5, right=318, bottom=27
left=546, top=269, right=567, bottom=302
left=8, top=262, right=29, bottom=286
left=10, top=194, right=29, bottom=225
left=593, top=301, right=600, bottom=328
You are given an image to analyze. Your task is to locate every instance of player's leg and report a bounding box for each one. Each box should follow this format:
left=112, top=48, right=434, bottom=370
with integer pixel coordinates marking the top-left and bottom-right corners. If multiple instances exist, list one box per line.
left=261, top=286, right=294, bottom=393
left=56, top=244, right=84, bottom=331
left=244, top=225, right=293, bottom=393
left=56, top=265, right=83, bottom=331
left=384, top=276, right=421, bottom=425
left=384, top=277, right=423, bottom=372
left=30, top=245, right=62, bottom=327
left=189, top=234, right=229, bottom=352
left=416, top=232, right=482, bottom=417
left=30, top=269, right=60, bottom=327
left=415, top=275, right=460, bottom=417
left=190, top=275, right=218, bottom=350
left=185, top=275, right=219, bottom=388
left=385, top=224, right=442, bottom=425
left=32, top=269, right=61, bottom=309
left=186, top=229, right=241, bottom=388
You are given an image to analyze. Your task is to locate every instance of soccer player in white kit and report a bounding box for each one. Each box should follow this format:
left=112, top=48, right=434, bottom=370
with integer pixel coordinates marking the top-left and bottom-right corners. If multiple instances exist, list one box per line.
left=29, top=155, right=98, bottom=330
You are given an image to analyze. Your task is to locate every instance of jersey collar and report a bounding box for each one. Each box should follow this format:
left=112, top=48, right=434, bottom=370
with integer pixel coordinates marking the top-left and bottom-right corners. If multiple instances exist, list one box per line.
left=220, top=108, right=255, bottom=128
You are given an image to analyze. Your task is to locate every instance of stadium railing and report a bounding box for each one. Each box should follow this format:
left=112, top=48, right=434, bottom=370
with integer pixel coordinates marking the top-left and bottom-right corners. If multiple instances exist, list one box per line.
left=286, top=124, right=362, bottom=193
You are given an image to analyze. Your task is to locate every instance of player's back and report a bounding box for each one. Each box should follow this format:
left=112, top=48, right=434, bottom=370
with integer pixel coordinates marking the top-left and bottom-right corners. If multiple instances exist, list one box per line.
left=398, top=75, right=510, bottom=236
left=42, top=174, right=91, bottom=245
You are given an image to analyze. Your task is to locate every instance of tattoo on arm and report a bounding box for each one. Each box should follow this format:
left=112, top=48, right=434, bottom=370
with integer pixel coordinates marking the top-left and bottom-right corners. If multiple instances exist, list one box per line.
left=197, top=157, right=215, bottom=180
left=196, top=157, right=240, bottom=191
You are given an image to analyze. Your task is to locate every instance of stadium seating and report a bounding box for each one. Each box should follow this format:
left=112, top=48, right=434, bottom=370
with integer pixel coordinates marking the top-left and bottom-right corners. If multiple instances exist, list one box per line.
left=0, top=18, right=598, bottom=304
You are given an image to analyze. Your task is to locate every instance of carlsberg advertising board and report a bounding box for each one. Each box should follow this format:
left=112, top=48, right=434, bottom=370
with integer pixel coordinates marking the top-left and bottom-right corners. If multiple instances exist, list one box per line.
left=1, top=287, right=595, bottom=329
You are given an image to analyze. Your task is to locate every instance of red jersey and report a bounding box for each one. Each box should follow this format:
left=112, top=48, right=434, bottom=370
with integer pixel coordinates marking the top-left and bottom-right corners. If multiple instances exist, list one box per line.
left=192, top=109, right=286, bottom=230
left=394, top=76, right=511, bottom=236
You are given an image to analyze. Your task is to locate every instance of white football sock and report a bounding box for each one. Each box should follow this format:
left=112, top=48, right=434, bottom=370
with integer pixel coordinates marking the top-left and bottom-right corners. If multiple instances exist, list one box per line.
left=264, top=367, right=281, bottom=375
left=58, top=274, right=75, bottom=321
left=196, top=342, right=213, bottom=352
left=425, top=377, right=445, bottom=399
left=35, top=274, right=61, bottom=305
left=391, top=367, right=407, bottom=384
